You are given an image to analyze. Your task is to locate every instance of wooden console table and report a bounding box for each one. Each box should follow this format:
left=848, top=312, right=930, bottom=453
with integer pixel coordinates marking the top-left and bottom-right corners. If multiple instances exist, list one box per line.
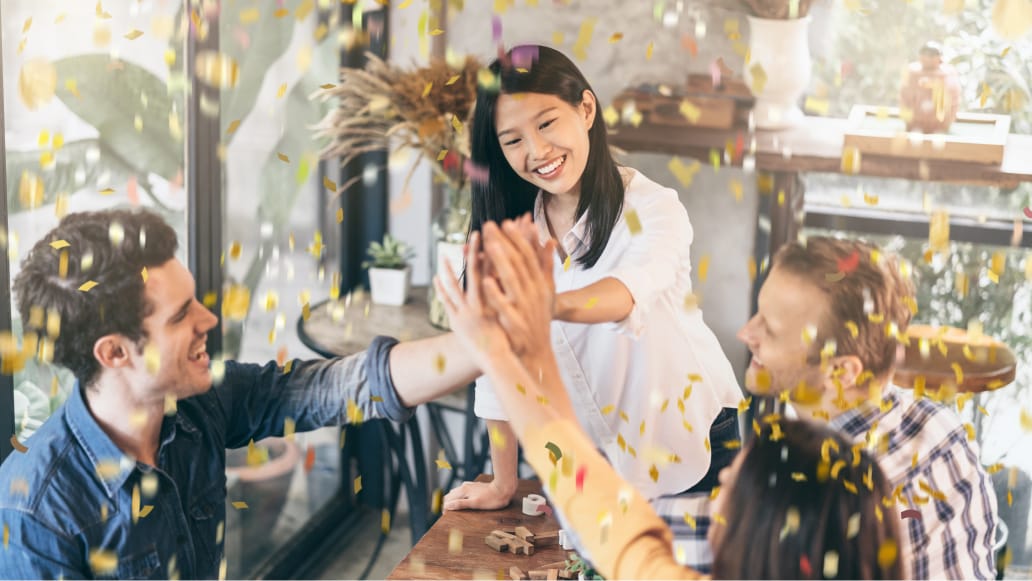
left=609, top=115, right=1032, bottom=257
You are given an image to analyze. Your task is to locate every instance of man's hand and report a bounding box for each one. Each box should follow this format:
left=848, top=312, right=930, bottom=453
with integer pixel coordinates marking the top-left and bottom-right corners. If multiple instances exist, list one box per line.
left=480, top=217, right=556, bottom=360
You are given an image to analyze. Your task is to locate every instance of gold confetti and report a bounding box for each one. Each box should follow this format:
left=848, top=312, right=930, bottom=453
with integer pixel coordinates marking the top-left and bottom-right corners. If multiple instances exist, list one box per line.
left=649, top=464, right=659, bottom=482
left=748, top=63, right=767, bottom=94
left=49, top=239, right=70, bottom=250
left=435, top=458, right=452, bottom=470
left=231, top=501, right=248, bottom=510
left=323, top=176, right=338, bottom=192
left=78, top=281, right=99, bottom=292
left=435, top=353, right=446, bottom=374
left=563, top=255, right=572, bottom=271
left=144, top=344, right=160, bottom=375
left=877, top=539, right=898, bottom=569
left=698, top=255, right=711, bottom=282
left=448, top=528, right=463, bottom=553
left=124, top=29, right=144, bottom=40
left=2, top=523, right=7, bottom=549
left=89, top=549, right=118, bottom=575
left=354, top=476, right=362, bottom=494
left=646, top=41, right=654, bottom=60
left=194, top=51, right=240, bottom=89
left=422, top=81, right=433, bottom=98
left=226, top=120, right=241, bottom=134
left=571, top=18, right=597, bottom=61
left=668, top=157, right=700, bottom=188
left=277, top=153, right=290, bottom=163
left=846, top=512, right=861, bottom=539
left=609, top=32, right=624, bottom=43
left=381, top=508, right=391, bottom=534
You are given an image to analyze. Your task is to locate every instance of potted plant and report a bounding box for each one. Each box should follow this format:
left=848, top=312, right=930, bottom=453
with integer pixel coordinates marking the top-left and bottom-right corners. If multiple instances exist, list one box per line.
left=312, top=53, right=482, bottom=328
left=742, top=0, right=817, bottom=129
left=362, top=234, right=416, bottom=306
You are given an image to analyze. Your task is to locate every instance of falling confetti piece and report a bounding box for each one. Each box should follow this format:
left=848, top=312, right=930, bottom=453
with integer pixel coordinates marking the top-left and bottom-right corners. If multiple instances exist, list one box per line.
left=78, top=281, right=99, bottom=292
left=226, top=120, right=241, bottom=134
left=668, top=155, right=701, bottom=187
left=323, top=176, right=337, bottom=192
left=748, top=63, right=767, bottom=94
left=194, top=51, right=240, bottom=89
left=877, top=539, right=898, bottom=569
left=576, top=465, right=587, bottom=490
left=231, top=501, right=248, bottom=509
left=354, top=476, right=362, bottom=494
left=89, top=549, right=118, bottom=575
left=277, top=152, right=290, bottom=163
left=435, top=457, right=452, bottom=470
left=609, top=32, right=624, bottom=42
left=124, top=29, right=144, bottom=40
left=49, top=240, right=70, bottom=250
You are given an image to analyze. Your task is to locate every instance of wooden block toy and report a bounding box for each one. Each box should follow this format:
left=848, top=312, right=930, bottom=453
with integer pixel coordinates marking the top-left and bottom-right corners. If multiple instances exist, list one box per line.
left=509, top=566, right=529, bottom=580
left=533, top=530, right=559, bottom=547
left=485, top=533, right=510, bottom=552
left=514, top=526, right=535, bottom=543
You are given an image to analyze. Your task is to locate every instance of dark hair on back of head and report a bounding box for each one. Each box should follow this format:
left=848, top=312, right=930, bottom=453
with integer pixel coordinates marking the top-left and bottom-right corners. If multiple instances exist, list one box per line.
left=13, top=209, right=178, bottom=389
left=469, top=44, right=623, bottom=268
left=712, top=419, right=903, bottom=579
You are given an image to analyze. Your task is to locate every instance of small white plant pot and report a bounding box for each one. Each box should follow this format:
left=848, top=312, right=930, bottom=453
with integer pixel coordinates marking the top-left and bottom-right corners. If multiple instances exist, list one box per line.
left=368, top=266, right=411, bottom=306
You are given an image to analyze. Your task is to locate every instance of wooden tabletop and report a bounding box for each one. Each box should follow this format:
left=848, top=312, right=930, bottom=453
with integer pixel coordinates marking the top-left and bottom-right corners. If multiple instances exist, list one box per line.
left=894, top=324, right=1017, bottom=393
left=388, top=478, right=573, bottom=580
left=297, top=286, right=468, bottom=409
left=609, top=116, right=1032, bottom=187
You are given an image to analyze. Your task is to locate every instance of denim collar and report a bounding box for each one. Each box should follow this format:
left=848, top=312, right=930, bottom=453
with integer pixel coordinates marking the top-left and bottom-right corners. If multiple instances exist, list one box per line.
left=64, top=383, right=203, bottom=497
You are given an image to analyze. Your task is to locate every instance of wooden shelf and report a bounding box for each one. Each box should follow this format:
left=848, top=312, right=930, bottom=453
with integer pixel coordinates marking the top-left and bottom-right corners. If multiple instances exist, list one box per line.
left=608, top=115, right=1032, bottom=187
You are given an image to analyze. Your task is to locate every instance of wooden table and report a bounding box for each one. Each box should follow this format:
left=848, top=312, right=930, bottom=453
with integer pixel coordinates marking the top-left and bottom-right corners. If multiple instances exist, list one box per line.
left=388, top=478, right=573, bottom=580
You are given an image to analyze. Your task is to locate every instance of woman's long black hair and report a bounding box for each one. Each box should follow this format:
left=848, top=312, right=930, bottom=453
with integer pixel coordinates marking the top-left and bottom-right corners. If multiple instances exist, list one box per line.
left=468, top=45, right=623, bottom=269
left=712, top=419, right=904, bottom=580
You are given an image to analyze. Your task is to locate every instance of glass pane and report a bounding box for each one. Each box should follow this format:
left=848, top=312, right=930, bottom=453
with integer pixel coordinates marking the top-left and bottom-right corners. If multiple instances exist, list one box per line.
left=3, top=0, right=188, bottom=440
left=216, top=4, right=343, bottom=577
left=805, top=226, right=1032, bottom=575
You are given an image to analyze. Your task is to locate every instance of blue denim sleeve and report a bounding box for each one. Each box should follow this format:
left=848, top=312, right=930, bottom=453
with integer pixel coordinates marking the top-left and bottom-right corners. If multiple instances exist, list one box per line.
left=365, top=335, right=414, bottom=423
left=215, top=335, right=413, bottom=448
left=0, top=508, right=86, bottom=579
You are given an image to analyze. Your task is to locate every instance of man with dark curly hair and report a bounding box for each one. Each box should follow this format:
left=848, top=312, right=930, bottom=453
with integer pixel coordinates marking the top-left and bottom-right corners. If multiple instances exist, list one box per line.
left=0, top=209, right=482, bottom=579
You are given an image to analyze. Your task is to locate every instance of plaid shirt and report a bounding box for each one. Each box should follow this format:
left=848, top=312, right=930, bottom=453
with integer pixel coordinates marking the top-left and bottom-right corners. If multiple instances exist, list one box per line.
left=655, top=387, right=999, bottom=579
left=831, top=386, right=998, bottom=580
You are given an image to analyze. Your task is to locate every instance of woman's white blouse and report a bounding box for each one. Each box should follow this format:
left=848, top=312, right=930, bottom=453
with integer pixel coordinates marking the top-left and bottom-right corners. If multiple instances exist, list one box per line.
left=475, top=168, right=743, bottom=499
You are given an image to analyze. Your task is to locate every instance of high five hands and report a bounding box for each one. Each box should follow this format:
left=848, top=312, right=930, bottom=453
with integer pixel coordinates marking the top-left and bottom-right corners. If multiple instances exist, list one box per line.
left=434, top=214, right=557, bottom=368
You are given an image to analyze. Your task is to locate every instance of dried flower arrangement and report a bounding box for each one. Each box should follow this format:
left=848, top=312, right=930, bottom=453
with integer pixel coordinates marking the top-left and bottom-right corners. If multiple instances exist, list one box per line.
left=312, top=53, right=482, bottom=196
left=742, top=0, right=816, bottom=19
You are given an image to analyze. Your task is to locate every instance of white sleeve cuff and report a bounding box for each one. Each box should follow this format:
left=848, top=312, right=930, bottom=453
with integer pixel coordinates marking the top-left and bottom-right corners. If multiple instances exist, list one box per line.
left=473, top=375, right=510, bottom=421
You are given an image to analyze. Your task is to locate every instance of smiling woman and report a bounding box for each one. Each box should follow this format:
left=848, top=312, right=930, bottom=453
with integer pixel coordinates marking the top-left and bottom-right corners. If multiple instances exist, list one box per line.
left=441, top=45, right=744, bottom=573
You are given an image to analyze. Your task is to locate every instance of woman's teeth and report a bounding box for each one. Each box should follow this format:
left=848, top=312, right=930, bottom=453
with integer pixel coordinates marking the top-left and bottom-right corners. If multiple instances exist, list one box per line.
left=536, top=156, right=565, bottom=174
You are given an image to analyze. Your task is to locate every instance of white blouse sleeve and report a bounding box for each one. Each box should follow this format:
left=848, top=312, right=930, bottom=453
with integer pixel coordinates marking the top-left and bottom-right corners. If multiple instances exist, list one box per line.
left=604, top=189, right=694, bottom=339
left=473, top=374, right=510, bottom=421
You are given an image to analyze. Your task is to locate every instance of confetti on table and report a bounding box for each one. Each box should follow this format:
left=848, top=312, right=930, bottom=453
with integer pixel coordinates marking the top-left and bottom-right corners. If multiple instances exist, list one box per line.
left=448, top=529, right=463, bottom=554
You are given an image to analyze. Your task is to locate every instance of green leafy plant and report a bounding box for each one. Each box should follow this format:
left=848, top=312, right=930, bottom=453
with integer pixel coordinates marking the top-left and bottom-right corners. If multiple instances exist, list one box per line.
left=362, top=234, right=415, bottom=270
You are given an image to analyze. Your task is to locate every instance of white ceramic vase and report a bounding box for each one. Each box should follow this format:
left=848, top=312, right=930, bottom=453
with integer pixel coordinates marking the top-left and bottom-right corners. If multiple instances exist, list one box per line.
left=369, top=265, right=411, bottom=306
left=745, top=15, right=812, bottom=129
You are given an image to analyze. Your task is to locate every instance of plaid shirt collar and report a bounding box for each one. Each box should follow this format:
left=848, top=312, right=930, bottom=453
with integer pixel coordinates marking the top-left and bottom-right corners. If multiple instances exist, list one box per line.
left=828, top=385, right=902, bottom=439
